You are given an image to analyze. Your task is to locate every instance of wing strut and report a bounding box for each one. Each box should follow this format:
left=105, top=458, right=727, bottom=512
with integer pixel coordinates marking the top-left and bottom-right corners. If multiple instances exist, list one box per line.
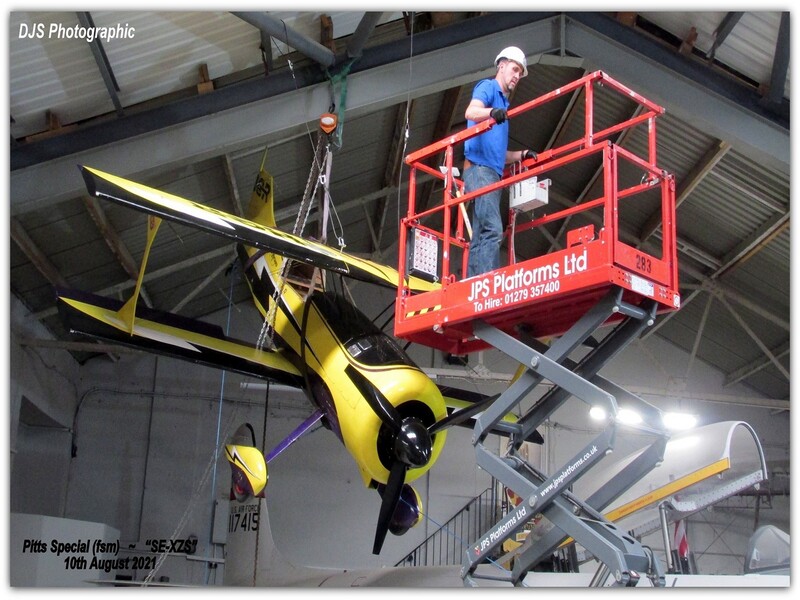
left=265, top=410, right=325, bottom=464
left=118, top=215, right=162, bottom=334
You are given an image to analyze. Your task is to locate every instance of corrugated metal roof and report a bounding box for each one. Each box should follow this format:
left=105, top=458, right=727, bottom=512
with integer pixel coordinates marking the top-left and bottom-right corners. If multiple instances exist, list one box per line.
left=9, top=11, right=407, bottom=139
left=9, top=11, right=790, bottom=404
left=641, top=11, right=789, bottom=98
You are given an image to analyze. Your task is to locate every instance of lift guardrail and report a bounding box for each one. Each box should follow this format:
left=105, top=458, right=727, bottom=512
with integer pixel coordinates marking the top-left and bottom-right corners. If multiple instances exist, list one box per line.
left=395, top=70, right=679, bottom=355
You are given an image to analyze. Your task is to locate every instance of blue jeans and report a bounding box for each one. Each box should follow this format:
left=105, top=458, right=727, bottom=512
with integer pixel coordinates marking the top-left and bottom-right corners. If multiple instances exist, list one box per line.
left=465, top=165, right=503, bottom=277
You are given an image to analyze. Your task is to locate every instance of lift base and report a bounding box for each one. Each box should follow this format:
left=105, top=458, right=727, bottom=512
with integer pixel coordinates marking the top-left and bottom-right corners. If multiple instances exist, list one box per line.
left=460, top=287, right=668, bottom=587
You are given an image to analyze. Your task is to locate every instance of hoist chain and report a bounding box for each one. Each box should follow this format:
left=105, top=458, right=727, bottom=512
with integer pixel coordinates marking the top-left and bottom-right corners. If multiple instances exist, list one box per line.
left=256, top=134, right=330, bottom=350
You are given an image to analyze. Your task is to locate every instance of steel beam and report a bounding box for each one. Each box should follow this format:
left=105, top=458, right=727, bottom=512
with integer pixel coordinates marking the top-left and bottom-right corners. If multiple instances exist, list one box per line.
left=76, top=12, right=124, bottom=116
left=347, top=12, right=383, bottom=59
left=764, top=12, right=790, bottom=106
left=724, top=341, right=790, bottom=388
left=10, top=14, right=560, bottom=215
left=706, top=12, right=744, bottom=61
left=11, top=10, right=789, bottom=217
left=232, top=12, right=336, bottom=67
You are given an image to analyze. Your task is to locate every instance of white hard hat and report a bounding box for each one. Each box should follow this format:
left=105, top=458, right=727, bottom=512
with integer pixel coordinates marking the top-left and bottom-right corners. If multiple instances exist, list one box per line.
left=495, top=46, right=528, bottom=77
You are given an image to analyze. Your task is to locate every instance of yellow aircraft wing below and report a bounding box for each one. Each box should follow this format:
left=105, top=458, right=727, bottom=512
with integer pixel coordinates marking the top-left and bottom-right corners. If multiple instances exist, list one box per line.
left=57, top=288, right=305, bottom=387
left=80, top=166, right=440, bottom=294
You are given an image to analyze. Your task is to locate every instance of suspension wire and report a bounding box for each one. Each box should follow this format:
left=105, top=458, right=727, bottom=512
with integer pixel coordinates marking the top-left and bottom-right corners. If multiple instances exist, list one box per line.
left=204, top=261, right=239, bottom=584
left=255, top=136, right=322, bottom=350
left=294, top=134, right=327, bottom=236
left=256, top=35, right=353, bottom=349
left=317, top=58, right=357, bottom=252
left=375, top=298, right=397, bottom=331
left=269, top=28, right=329, bottom=225
left=253, top=382, right=270, bottom=586
left=272, top=19, right=323, bottom=159
left=403, top=13, right=415, bottom=144
left=270, top=24, right=356, bottom=245
left=143, top=379, right=243, bottom=583
left=253, top=110, right=325, bottom=350
left=255, top=31, right=326, bottom=350
left=395, top=0, right=412, bottom=281
left=143, top=405, right=242, bottom=586
left=395, top=12, right=415, bottom=269
left=326, top=185, right=348, bottom=252
left=144, top=266, right=248, bottom=585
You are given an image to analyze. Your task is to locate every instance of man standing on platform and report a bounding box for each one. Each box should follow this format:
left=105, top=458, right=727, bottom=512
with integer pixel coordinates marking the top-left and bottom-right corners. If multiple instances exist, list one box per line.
left=463, top=46, right=537, bottom=277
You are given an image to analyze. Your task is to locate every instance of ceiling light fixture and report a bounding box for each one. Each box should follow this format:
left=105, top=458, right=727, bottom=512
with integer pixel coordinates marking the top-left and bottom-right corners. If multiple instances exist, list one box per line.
left=663, top=412, right=698, bottom=431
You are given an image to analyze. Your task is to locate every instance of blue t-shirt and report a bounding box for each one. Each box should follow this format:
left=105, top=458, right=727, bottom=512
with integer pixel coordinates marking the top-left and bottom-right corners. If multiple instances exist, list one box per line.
left=464, top=78, right=510, bottom=177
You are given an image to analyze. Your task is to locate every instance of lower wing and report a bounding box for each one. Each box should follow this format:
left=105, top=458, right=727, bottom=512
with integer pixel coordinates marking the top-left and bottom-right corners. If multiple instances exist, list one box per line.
left=57, top=287, right=304, bottom=388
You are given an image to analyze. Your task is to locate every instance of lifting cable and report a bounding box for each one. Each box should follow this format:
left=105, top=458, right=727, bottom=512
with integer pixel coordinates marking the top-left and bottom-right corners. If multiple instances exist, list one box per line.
left=255, top=51, right=356, bottom=350
left=252, top=382, right=270, bottom=586
left=142, top=403, right=242, bottom=585
left=143, top=268, right=242, bottom=585
left=396, top=13, right=415, bottom=280
left=204, top=261, right=240, bottom=583
left=255, top=133, right=331, bottom=350
left=256, top=39, right=327, bottom=350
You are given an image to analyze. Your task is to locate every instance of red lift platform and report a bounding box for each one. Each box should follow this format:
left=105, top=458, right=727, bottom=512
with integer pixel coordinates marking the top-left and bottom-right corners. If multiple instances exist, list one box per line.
left=395, top=71, right=682, bottom=587
left=395, top=70, right=680, bottom=355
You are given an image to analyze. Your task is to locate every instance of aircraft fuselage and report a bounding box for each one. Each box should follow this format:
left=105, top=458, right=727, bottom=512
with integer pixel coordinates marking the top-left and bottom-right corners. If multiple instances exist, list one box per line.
left=238, top=244, right=448, bottom=489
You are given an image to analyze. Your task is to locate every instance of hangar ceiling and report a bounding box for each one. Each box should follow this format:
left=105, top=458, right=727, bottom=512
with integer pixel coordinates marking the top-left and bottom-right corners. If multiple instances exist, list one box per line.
left=9, top=11, right=790, bottom=406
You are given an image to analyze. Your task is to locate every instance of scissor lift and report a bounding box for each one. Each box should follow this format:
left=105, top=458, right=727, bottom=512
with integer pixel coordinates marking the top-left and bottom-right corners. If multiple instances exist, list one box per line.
left=395, top=71, right=681, bottom=586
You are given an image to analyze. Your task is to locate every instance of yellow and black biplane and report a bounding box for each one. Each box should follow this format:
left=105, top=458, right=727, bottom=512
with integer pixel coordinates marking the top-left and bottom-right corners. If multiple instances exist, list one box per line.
left=57, top=162, right=541, bottom=555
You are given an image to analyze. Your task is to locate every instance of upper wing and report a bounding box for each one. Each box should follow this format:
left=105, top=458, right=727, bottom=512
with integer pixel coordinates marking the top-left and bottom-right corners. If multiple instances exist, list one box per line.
left=57, top=287, right=305, bottom=387
left=80, top=166, right=439, bottom=294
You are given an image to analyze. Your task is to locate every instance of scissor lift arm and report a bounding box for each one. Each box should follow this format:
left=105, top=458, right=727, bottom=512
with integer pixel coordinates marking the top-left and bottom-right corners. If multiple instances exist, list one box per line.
left=461, top=288, right=667, bottom=586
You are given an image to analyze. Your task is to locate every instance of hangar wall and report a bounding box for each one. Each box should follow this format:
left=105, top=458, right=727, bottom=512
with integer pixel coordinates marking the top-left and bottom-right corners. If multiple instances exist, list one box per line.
left=8, top=281, right=789, bottom=584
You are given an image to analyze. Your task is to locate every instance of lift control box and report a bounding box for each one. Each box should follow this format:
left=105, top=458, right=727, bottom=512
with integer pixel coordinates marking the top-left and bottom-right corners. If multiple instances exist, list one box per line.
left=510, top=175, right=550, bottom=212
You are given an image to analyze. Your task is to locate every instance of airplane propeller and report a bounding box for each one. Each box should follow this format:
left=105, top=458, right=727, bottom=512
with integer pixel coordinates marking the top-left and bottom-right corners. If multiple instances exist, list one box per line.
left=355, top=371, right=503, bottom=554
left=355, top=376, right=431, bottom=554
left=368, top=384, right=548, bottom=554
left=373, top=460, right=410, bottom=555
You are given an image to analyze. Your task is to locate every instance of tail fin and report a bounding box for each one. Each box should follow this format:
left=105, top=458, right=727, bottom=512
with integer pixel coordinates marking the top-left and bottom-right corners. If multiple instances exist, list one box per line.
left=224, top=497, right=334, bottom=586
left=246, top=150, right=276, bottom=228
